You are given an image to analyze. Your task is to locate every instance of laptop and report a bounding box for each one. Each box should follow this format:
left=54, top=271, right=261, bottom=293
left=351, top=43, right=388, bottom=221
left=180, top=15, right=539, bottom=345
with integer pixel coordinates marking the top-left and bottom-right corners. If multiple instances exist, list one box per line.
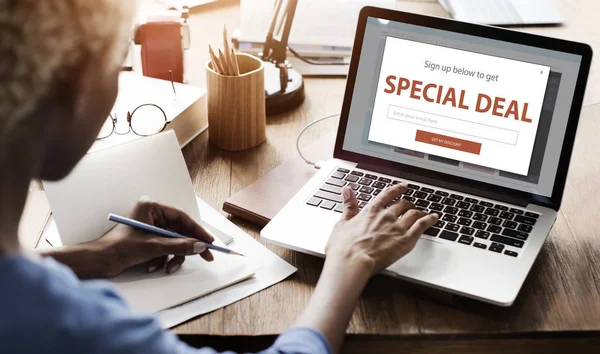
left=439, top=0, right=563, bottom=26
left=261, top=7, right=592, bottom=306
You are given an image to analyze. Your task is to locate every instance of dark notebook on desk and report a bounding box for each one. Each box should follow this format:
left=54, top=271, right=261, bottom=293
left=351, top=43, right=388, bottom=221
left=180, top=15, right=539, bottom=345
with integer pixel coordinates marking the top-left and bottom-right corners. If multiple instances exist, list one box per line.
left=223, top=137, right=333, bottom=227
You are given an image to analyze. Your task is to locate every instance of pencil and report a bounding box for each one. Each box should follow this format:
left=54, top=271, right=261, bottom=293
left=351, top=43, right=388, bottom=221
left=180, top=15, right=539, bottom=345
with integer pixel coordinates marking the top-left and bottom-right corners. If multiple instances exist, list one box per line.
left=209, top=45, right=225, bottom=75
left=231, top=48, right=240, bottom=76
left=218, top=48, right=231, bottom=75
left=223, top=25, right=237, bottom=76
left=107, top=213, right=245, bottom=256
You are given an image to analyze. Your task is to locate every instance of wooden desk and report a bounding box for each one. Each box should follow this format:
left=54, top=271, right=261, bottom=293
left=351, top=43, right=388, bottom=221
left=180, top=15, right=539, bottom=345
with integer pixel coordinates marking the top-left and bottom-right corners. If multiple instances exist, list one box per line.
left=146, top=1, right=600, bottom=352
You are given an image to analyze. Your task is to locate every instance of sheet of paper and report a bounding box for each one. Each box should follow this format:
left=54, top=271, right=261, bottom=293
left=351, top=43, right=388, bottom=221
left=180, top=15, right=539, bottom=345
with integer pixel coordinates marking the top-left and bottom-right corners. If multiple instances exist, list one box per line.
left=112, top=245, right=257, bottom=313
left=43, top=131, right=231, bottom=246
left=239, top=0, right=395, bottom=48
left=19, top=191, right=51, bottom=249
left=158, top=197, right=297, bottom=328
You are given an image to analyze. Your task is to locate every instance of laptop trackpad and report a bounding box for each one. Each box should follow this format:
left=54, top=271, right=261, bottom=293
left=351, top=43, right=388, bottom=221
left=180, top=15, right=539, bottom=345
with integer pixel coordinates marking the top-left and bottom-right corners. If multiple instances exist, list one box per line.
left=388, top=238, right=451, bottom=278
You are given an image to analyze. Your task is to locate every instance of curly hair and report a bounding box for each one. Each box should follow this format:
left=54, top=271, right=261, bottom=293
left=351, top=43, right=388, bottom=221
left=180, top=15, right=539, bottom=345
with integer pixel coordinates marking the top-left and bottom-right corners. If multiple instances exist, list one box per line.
left=0, top=0, right=134, bottom=155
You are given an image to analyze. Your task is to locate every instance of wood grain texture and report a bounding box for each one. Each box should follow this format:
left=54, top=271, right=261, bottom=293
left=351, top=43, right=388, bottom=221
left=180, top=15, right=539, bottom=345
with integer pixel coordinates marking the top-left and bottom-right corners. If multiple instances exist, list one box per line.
left=134, top=0, right=600, bottom=348
left=206, top=53, right=266, bottom=151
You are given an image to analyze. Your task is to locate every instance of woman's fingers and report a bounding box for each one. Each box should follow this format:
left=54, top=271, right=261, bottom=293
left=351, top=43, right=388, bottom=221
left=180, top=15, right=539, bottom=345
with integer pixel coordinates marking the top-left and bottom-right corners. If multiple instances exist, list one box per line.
left=387, top=198, right=415, bottom=218
left=166, top=255, right=185, bottom=274
left=147, top=256, right=167, bottom=273
left=406, top=213, right=439, bottom=239
left=370, top=183, right=408, bottom=211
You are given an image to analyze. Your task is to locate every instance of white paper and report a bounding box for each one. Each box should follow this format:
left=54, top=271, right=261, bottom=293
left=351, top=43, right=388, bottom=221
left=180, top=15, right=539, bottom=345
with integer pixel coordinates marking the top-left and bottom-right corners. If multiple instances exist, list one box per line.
left=43, top=131, right=231, bottom=246
left=239, top=0, right=395, bottom=48
left=158, top=197, right=297, bottom=329
left=112, top=248, right=257, bottom=313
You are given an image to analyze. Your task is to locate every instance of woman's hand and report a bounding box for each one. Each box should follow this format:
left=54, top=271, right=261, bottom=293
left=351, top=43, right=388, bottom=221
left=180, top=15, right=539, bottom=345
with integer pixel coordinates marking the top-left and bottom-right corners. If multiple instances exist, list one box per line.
left=43, top=199, right=215, bottom=279
left=295, top=183, right=438, bottom=353
left=93, top=199, right=215, bottom=278
left=326, top=183, right=438, bottom=277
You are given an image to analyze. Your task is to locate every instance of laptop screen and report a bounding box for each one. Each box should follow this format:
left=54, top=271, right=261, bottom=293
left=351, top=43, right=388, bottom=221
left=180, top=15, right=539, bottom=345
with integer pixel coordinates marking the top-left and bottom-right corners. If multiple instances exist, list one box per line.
left=342, top=17, right=583, bottom=198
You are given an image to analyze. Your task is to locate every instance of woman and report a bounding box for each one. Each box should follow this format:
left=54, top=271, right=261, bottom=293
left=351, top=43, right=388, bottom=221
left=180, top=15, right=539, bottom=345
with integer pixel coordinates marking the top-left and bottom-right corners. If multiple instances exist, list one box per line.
left=0, top=1, right=437, bottom=353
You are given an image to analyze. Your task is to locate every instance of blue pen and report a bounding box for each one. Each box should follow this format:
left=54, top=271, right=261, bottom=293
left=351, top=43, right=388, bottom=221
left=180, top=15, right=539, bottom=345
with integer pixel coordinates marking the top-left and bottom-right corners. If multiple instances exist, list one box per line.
left=107, top=213, right=244, bottom=256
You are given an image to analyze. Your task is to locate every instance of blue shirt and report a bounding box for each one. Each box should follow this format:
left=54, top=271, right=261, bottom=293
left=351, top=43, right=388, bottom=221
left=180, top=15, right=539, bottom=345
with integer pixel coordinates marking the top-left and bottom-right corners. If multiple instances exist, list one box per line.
left=0, top=255, right=332, bottom=354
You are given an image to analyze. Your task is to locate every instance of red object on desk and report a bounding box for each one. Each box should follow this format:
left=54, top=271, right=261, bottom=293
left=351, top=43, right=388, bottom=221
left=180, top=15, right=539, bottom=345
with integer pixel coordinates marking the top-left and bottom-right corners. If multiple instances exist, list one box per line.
left=139, top=22, right=184, bottom=83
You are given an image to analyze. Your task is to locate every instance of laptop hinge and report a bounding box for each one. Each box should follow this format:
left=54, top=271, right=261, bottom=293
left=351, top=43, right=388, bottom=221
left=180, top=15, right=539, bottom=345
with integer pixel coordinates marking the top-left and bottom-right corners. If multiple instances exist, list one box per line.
left=356, top=162, right=531, bottom=207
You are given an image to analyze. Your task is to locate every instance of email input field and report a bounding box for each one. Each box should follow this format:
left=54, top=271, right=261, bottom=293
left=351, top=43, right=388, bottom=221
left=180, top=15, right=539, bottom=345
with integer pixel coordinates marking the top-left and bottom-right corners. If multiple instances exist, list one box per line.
left=386, top=105, right=519, bottom=145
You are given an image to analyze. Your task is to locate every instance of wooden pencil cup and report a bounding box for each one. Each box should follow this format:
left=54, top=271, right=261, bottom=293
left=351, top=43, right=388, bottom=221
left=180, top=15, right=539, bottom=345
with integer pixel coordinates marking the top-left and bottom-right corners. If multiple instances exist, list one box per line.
left=206, top=53, right=266, bottom=151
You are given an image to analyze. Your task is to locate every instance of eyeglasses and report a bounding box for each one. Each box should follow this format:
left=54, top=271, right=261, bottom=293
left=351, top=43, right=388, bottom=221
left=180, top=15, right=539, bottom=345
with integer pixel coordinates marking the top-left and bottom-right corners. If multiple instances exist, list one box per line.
left=97, top=104, right=169, bottom=140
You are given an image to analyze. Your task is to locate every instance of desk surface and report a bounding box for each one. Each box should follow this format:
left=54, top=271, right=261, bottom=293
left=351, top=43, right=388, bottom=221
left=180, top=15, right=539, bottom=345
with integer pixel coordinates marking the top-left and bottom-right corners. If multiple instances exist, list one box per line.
left=143, top=0, right=600, bottom=348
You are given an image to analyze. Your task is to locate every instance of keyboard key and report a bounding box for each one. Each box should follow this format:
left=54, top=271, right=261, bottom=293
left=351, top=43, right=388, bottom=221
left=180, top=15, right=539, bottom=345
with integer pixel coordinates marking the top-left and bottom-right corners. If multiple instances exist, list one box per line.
left=414, top=191, right=428, bottom=199
left=415, top=207, right=427, bottom=212
left=345, top=175, right=359, bottom=183
left=408, top=184, right=420, bottom=190
left=439, top=230, right=459, bottom=241
left=391, top=180, right=401, bottom=185
left=431, top=211, right=443, bottom=219
left=378, top=177, right=392, bottom=183
left=480, top=201, right=493, bottom=207
left=518, top=224, right=533, bottom=233
left=351, top=171, right=364, bottom=176
left=358, top=178, right=373, bottom=186
left=456, top=201, right=471, bottom=209
left=348, top=183, right=360, bottom=191
left=434, top=220, right=446, bottom=228
left=326, top=178, right=345, bottom=187
left=499, top=211, right=514, bottom=220
left=460, top=226, right=475, bottom=236
left=331, top=171, right=346, bottom=179
left=320, top=200, right=335, bottom=210
left=489, top=243, right=504, bottom=253
left=475, top=230, right=490, bottom=239
left=441, top=198, right=456, bottom=206
left=334, top=204, right=344, bottom=213
left=494, top=204, right=509, bottom=211
left=457, top=218, right=472, bottom=226
left=430, top=203, right=444, bottom=211
left=515, top=215, right=537, bottom=226
left=510, top=208, right=524, bottom=215
left=405, top=189, right=414, bottom=196
left=472, top=213, right=488, bottom=222
left=484, top=208, right=500, bottom=216
left=487, top=225, right=502, bottom=233
left=337, top=168, right=350, bottom=173
left=445, top=223, right=460, bottom=232
left=465, top=197, right=479, bottom=204
left=365, top=174, right=378, bottom=179
left=373, top=190, right=381, bottom=196
left=450, top=194, right=464, bottom=201
left=473, top=242, right=487, bottom=249
left=306, top=197, right=322, bottom=207
left=427, top=194, right=443, bottom=202
left=403, top=196, right=416, bottom=203
left=458, top=210, right=473, bottom=218
left=320, top=184, right=342, bottom=194
left=357, top=193, right=372, bottom=202
left=525, top=212, right=540, bottom=219
left=458, top=235, right=474, bottom=245
left=359, top=186, right=374, bottom=194
left=435, top=190, right=449, bottom=196
left=504, top=250, right=518, bottom=257
left=415, top=199, right=430, bottom=208
left=503, top=220, right=518, bottom=229
left=421, top=187, right=435, bottom=193
left=424, top=227, right=440, bottom=237
left=490, top=234, right=524, bottom=248
left=359, top=201, right=367, bottom=208
left=472, top=221, right=486, bottom=230
left=488, top=217, right=502, bottom=225
left=372, top=181, right=387, bottom=189
left=470, top=205, right=485, bottom=213
left=501, top=228, right=529, bottom=240
left=443, top=206, right=459, bottom=215
left=314, top=190, right=343, bottom=203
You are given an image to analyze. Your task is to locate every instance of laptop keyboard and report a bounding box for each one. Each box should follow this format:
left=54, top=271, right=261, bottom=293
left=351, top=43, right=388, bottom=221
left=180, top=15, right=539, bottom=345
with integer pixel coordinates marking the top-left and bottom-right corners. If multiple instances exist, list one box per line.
left=306, top=168, right=541, bottom=258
